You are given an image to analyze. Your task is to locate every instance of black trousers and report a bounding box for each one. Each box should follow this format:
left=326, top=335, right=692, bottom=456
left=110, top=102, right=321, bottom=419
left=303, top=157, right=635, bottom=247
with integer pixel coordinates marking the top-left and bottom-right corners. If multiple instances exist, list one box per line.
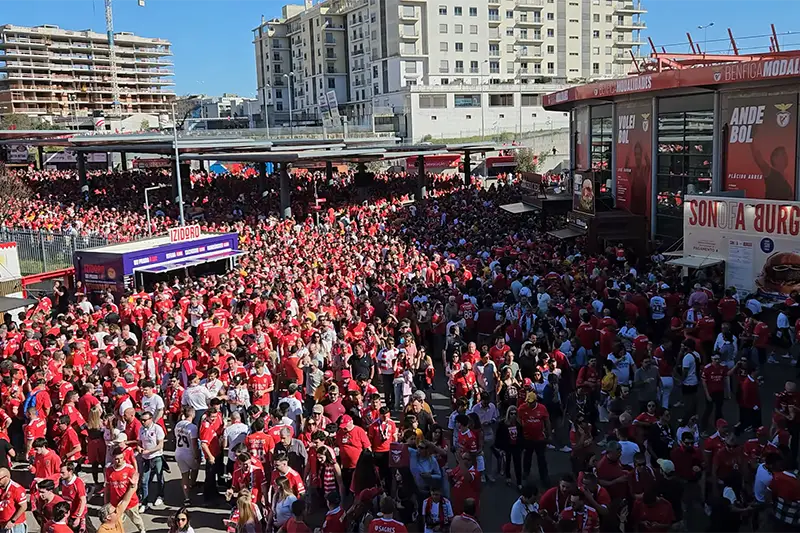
left=503, top=447, right=523, bottom=486
left=702, top=390, right=725, bottom=429
left=374, top=451, right=392, bottom=493
left=522, top=440, right=549, bottom=486
left=381, top=373, right=395, bottom=408
left=203, top=452, right=223, bottom=501
left=342, top=467, right=355, bottom=498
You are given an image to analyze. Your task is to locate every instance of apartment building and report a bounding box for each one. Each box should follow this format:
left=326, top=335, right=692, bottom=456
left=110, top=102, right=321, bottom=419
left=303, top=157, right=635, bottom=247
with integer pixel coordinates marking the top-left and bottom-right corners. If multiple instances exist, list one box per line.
left=253, top=0, right=645, bottom=139
left=0, top=24, right=175, bottom=118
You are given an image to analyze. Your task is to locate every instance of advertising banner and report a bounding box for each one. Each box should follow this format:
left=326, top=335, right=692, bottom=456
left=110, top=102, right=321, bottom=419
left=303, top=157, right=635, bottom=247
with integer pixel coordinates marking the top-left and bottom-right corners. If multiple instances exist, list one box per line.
left=573, top=172, right=595, bottom=215
left=6, top=145, right=31, bottom=163
left=575, top=107, right=590, bottom=170
left=615, top=100, right=652, bottom=218
left=722, top=92, right=797, bottom=201
left=684, top=195, right=800, bottom=297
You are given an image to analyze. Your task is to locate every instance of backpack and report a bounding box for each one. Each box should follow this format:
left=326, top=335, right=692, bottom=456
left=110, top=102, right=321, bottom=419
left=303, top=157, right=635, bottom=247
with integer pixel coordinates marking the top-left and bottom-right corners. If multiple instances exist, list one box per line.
left=22, top=389, right=43, bottom=420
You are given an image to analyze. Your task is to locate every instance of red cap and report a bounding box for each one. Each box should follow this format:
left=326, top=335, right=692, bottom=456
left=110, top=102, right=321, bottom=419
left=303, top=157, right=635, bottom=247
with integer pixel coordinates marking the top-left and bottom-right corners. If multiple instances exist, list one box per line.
left=341, top=369, right=352, bottom=379
left=339, top=414, right=353, bottom=429
left=716, top=419, right=729, bottom=430
left=523, top=378, right=532, bottom=387
left=324, top=370, right=334, bottom=379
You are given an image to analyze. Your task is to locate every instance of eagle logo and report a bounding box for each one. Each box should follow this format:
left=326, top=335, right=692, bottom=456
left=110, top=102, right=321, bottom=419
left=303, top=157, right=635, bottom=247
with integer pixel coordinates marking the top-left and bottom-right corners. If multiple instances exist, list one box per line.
left=641, top=113, right=650, bottom=133
left=713, top=70, right=722, bottom=82
left=776, top=103, right=793, bottom=128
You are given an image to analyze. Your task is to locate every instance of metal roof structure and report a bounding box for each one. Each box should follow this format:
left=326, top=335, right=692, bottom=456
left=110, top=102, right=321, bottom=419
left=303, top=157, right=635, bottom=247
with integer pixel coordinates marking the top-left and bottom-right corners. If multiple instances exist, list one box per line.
left=179, top=147, right=451, bottom=164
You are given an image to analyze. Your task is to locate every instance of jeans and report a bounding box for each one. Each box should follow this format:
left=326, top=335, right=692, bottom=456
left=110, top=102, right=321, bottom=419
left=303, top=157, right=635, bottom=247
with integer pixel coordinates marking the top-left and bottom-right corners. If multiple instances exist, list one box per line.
left=140, top=455, right=165, bottom=504
left=503, top=447, right=522, bottom=486
left=204, top=453, right=223, bottom=501
left=659, top=377, right=673, bottom=409
left=2, top=524, right=26, bottom=533
left=522, top=440, right=549, bottom=486
left=192, top=409, right=207, bottom=428
left=702, top=391, right=725, bottom=429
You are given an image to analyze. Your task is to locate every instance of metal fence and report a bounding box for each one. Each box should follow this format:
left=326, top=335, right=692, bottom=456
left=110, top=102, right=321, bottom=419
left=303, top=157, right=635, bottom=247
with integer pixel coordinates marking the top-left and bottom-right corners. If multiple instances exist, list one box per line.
left=0, top=229, right=110, bottom=275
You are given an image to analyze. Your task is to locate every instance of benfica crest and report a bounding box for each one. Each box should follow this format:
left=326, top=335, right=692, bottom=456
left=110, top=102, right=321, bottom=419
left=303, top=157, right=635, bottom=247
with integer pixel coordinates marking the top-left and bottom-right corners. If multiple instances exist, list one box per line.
left=641, top=113, right=650, bottom=133
left=775, top=103, right=793, bottom=128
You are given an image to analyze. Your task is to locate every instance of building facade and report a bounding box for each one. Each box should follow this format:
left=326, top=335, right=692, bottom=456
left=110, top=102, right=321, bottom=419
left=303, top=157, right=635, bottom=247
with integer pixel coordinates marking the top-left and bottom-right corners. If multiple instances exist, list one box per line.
left=0, top=24, right=175, bottom=118
left=253, top=0, right=645, bottom=138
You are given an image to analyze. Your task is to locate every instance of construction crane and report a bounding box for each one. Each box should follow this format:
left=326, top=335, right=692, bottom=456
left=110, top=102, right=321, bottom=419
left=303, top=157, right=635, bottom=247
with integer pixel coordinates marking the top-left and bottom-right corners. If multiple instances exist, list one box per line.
left=105, top=0, right=145, bottom=117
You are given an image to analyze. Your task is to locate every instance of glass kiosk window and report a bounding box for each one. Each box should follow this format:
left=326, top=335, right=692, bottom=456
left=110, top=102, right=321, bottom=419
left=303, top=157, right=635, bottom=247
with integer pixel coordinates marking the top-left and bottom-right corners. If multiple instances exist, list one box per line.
left=656, top=110, right=713, bottom=239
left=591, top=116, right=613, bottom=196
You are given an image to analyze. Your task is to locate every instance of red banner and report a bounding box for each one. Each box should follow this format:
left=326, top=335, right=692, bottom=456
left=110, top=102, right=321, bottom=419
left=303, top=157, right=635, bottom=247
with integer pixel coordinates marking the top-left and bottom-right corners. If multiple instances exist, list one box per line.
left=723, top=93, right=797, bottom=201
left=575, top=107, right=590, bottom=170
left=544, top=55, right=800, bottom=108
left=615, top=100, right=652, bottom=219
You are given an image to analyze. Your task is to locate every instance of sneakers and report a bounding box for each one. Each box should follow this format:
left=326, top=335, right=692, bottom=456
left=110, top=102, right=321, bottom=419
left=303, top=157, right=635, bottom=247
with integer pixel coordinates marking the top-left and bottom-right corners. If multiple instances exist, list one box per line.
left=768, top=355, right=780, bottom=364
left=792, top=359, right=798, bottom=366
left=140, top=504, right=149, bottom=513
left=154, top=497, right=164, bottom=507
left=559, top=445, right=572, bottom=453
left=184, top=498, right=191, bottom=507
left=546, top=444, right=556, bottom=450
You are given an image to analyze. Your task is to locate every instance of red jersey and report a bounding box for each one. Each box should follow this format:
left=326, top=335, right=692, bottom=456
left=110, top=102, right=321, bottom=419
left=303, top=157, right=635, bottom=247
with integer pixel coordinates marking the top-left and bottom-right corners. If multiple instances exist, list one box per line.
left=270, top=467, right=306, bottom=496
left=245, top=431, right=275, bottom=465
left=452, top=372, right=476, bottom=399
left=24, top=417, right=47, bottom=445
left=232, top=462, right=266, bottom=503
left=59, top=475, right=87, bottom=519
left=631, top=497, right=675, bottom=532
left=105, top=463, right=139, bottom=507
left=322, top=506, right=347, bottom=533
left=739, top=376, right=761, bottom=409
left=199, top=413, right=224, bottom=458
left=559, top=506, right=600, bottom=533
left=32, top=449, right=61, bottom=481
left=0, top=480, right=27, bottom=525
left=517, top=402, right=549, bottom=441
left=701, top=364, right=726, bottom=394
left=713, top=445, right=744, bottom=481
left=743, top=439, right=780, bottom=463
left=456, top=428, right=479, bottom=454
left=368, top=518, right=408, bottom=533
left=368, top=418, right=397, bottom=453
left=249, top=372, right=274, bottom=407
left=58, top=426, right=83, bottom=462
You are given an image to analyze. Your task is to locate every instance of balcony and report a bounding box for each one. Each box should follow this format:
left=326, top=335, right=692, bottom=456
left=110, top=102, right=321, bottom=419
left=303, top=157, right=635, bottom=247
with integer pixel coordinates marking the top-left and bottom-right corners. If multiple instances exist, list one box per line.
left=515, top=0, right=545, bottom=6
left=614, top=21, right=647, bottom=30
left=326, top=52, right=338, bottom=59
left=516, top=17, right=543, bottom=26
left=488, top=14, right=501, bottom=23
left=439, top=66, right=449, bottom=73
left=517, top=50, right=543, bottom=58
left=488, top=30, right=502, bottom=41
left=613, top=53, right=634, bottom=62
left=399, top=31, right=418, bottom=40
left=516, top=34, right=543, bottom=43
left=613, top=38, right=644, bottom=47
left=352, top=48, right=365, bottom=56
left=519, top=68, right=540, bottom=76
left=455, top=66, right=464, bottom=73
left=614, top=1, right=647, bottom=14
left=325, top=38, right=337, bottom=45
left=399, top=8, right=418, bottom=19
left=470, top=67, right=479, bottom=73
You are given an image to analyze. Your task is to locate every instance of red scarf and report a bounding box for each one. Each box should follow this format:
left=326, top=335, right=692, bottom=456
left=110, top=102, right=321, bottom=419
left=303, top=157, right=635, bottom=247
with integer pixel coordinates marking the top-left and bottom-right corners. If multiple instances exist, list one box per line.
left=424, top=497, right=449, bottom=527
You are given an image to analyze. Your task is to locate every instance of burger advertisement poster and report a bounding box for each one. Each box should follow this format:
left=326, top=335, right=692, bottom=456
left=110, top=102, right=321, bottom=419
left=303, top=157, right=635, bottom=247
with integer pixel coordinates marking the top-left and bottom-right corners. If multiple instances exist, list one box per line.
left=722, top=92, right=798, bottom=201
left=684, top=195, right=800, bottom=296
left=615, top=99, right=652, bottom=219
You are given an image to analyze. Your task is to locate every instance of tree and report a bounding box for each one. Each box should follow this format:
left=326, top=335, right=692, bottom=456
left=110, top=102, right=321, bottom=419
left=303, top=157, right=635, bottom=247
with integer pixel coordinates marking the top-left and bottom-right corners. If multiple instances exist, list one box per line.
left=140, top=119, right=151, bottom=131
left=0, top=113, right=48, bottom=130
left=172, top=95, right=203, bottom=129
left=514, top=147, right=540, bottom=173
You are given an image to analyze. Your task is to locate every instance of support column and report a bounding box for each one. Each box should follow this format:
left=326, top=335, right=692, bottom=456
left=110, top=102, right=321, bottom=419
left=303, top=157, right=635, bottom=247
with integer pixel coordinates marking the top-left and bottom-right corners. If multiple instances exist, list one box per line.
left=416, top=154, right=427, bottom=201
left=77, top=152, right=88, bottom=198
left=325, top=160, right=333, bottom=183
left=711, top=91, right=722, bottom=194
left=36, top=146, right=44, bottom=170
left=280, top=163, right=292, bottom=219
left=173, top=162, right=190, bottom=207
left=610, top=102, right=617, bottom=205
left=120, top=152, right=128, bottom=172
left=258, top=161, right=268, bottom=197
left=650, top=97, right=659, bottom=241
left=463, top=150, right=472, bottom=187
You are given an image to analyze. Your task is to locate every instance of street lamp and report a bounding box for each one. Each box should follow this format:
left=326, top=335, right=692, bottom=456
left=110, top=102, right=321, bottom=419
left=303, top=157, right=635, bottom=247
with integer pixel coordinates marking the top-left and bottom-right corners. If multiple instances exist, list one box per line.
left=697, top=22, right=714, bottom=54
left=283, top=72, right=295, bottom=137
left=261, top=80, right=272, bottom=138
left=144, top=183, right=169, bottom=236
left=481, top=60, right=489, bottom=140
left=170, top=103, right=186, bottom=226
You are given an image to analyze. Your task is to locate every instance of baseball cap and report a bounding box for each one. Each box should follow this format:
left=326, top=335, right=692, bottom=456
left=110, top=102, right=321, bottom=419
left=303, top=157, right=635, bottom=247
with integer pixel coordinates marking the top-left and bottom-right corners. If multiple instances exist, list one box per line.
left=523, top=378, right=532, bottom=388
left=341, top=369, right=352, bottom=379
left=324, top=370, right=334, bottom=379
left=339, top=414, right=353, bottom=429
left=113, top=386, right=126, bottom=396
left=312, top=404, right=324, bottom=415
left=113, top=431, right=127, bottom=444
left=657, top=459, right=675, bottom=474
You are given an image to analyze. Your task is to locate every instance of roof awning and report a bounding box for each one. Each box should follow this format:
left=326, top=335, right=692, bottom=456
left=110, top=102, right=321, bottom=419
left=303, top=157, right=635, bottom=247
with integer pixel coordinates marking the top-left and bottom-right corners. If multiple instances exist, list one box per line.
left=134, top=249, right=247, bottom=274
left=0, top=296, right=38, bottom=314
left=500, top=202, right=539, bottom=214
left=666, top=255, right=724, bottom=269
left=548, top=226, right=587, bottom=240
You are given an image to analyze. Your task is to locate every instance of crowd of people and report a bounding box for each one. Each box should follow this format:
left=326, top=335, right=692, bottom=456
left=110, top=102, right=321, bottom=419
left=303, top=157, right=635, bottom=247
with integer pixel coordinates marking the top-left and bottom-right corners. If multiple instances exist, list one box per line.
left=0, top=163, right=798, bottom=533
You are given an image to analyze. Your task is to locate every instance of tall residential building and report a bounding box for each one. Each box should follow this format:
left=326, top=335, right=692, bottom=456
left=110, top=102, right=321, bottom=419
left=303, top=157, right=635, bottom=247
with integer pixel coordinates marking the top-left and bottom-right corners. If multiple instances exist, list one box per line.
left=0, top=24, right=175, bottom=118
left=253, top=0, right=645, bottom=139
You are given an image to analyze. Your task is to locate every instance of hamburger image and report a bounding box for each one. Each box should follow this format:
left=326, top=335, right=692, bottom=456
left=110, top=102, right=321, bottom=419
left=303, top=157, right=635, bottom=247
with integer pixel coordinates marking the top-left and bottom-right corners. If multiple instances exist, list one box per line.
left=757, top=251, right=800, bottom=294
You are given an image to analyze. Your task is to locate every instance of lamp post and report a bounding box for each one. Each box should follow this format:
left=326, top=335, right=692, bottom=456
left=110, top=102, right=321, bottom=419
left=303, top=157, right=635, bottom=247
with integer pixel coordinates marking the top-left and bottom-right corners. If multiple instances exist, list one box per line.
left=697, top=22, right=714, bottom=54
left=261, top=81, right=272, bottom=138
left=481, top=60, right=489, bottom=140
left=144, top=183, right=169, bottom=236
left=170, top=103, right=185, bottom=226
left=283, top=72, right=295, bottom=137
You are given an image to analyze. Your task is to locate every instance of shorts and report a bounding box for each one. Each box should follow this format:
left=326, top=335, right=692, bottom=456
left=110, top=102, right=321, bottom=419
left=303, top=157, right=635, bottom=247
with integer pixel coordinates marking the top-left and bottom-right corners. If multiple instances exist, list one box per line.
left=176, top=454, right=199, bottom=473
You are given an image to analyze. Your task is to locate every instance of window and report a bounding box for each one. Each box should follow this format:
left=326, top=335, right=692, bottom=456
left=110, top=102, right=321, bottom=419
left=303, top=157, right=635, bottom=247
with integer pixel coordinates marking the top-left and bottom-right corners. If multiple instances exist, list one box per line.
left=489, top=60, right=499, bottom=73
left=469, top=7, right=478, bottom=16
left=507, top=43, right=515, bottom=52
left=547, top=45, right=554, bottom=53
left=547, top=12, right=554, bottom=20
left=534, top=30, right=541, bottom=39
left=547, top=29, right=554, bottom=37
left=275, top=89, right=283, bottom=98
left=593, top=14, right=600, bottom=22
left=592, top=62, right=600, bottom=74
left=489, top=43, right=500, bottom=56
left=470, top=42, right=479, bottom=52
left=506, top=29, right=514, bottom=37
left=488, top=8, right=499, bottom=19
left=569, top=18, right=579, bottom=23
left=547, top=61, right=554, bottom=73
left=534, top=64, right=541, bottom=73
left=506, top=10, right=514, bottom=18
left=431, top=116, right=437, bottom=120
left=593, top=30, right=600, bottom=38
left=593, top=47, right=600, bottom=55
left=403, top=41, right=418, bottom=54
left=470, top=60, right=479, bottom=73
left=454, top=6, right=462, bottom=15
left=439, top=6, right=447, bottom=15
left=402, top=23, right=416, bottom=36
left=371, top=13, right=376, bottom=22
left=617, top=15, right=625, bottom=23
left=470, top=25, right=478, bottom=34
left=440, top=24, right=448, bottom=33
left=440, top=60, right=449, bottom=72
left=455, top=42, right=463, bottom=51
left=419, top=94, right=447, bottom=108
left=455, top=24, right=463, bottom=33
left=605, top=46, right=612, bottom=55
left=405, top=62, right=416, bottom=74
left=442, top=78, right=449, bottom=84
left=328, top=78, right=336, bottom=89
left=440, top=42, right=448, bottom=51
left=372, top=30, right=377, bottom=40
left=466, top=115, right=472, bottom=119
left=605, top=63, right=612, bottom=74
left=507, top=62, right=515, bottom=73
left=276, top=102, right=283, bottom=111
left=455, top=60, right=464, bottom=72
left=520, top=29, right=528, bottom=39
left=605, top=31, right=612, bottom=39
left=569, top=52, right=579, bottom=56
left=489, top=93, right=514, bottom=106
left=606, top=15, right=612, bottom=22
left=454, top=94, right=481, bottom=107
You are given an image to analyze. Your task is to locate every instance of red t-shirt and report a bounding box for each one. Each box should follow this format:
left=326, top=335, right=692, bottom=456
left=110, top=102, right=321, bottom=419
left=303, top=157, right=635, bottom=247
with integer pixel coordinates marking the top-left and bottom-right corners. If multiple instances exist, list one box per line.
left=739, top=376, right=761, bottom=409
left=670, top=444, right=703, bottom=481
left=517, top=402, right=549, bottom=441
left=282, top=356, right=305, bottom=386
left=199, top=413, right=224, bottom=458
left=596, top=455, right=628, bottom=500
left=60, top=475, right=87, bottom=519
left=754, top=322, right=770, bottom=348
left=249, top=373, right=274, bottom=406
left=270, top=467, right=306, bottom=496
left=368, top=517, right=408, bottom=533
left=245, top=431, right=276, bottom=465
left=701, top=364, right=726, bottom=394
left=0, top=480, right=27, bottom=525
left=285, top=517, right=312, bottom=533
left=105, top=464, right=139, bottom=507
left=367, top=419, right=397, bottom=453
left=59, top=427, right=83, bottom=462
left=322, top=507, right=347, bottom=533
left=488, top=344, right=510, bottom=366
left=336, top=426, right=371, bottom=469
left=631, top=497, right=675, bottom=532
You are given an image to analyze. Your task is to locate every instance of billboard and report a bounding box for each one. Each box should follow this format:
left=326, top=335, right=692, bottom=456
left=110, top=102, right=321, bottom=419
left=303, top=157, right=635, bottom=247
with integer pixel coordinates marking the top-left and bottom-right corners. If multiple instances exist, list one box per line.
left=684, top=195, right=800, bottom=297
left=615, top=100, right=652, bottom=218
left=573, top=172, right=595, bottom=215
left=722, top=92, right=797, bottom=200
left=574, top=107, right=590, bottom=170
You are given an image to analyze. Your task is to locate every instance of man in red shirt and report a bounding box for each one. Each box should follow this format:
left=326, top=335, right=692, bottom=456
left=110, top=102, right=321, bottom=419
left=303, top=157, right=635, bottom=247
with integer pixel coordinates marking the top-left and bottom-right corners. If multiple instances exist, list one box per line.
left=559, top=491, right=600, bottom=532
left=244, top=417, right=275, bottom=466
left=743, top=426, right=780, bottom=465
left=59, top=462, right=88, bottom=532
left=248, top=360, right=274, bottom=408
left=738, top=364, right=762, bottom=433
left=229, top=452, right=267, bottom=505
left=518, top=391, right=551, bottom=486
left=57, top=415, right=83, bottom=464
left=488, top=337, right=511, bottom=367
left=701, top=354, right=727, bottom=431
left=368, top=497, right=408, bottom=533
left=596, top=441, right=628, bottom=501
left=631, top=489, right=675, bottom=532
left=271, top=453, right=306, bottom=497
left=538, top=475, right=576, bottom=518
left=322, top=492, right=347, bottom=533
left=452, top=363, right=478, bottom=403
left=199, top=398, right=224, bottom=502
left=368, top=407, right=397, bottom=482
left=336, top=415, right=371, bottom=495
left=0, top=467, right=27, bottom=532
left=105, top=447, right=145, bottom=533
left=670, top=432, right=703, bottom=484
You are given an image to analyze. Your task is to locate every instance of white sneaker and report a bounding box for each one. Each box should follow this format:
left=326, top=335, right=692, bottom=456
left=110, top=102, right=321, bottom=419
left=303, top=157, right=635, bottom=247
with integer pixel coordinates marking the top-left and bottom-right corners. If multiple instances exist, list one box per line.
left=140, top=504, right=148, bottom=513
left=546, top=444, right=556, bottom=450
left=155, top=497, right=164, bottom=507
left=768, top=356, right=779, bottom=364
left=559, top=445, right=572, bottom=453
left=792, top=359, right=798, bottom=366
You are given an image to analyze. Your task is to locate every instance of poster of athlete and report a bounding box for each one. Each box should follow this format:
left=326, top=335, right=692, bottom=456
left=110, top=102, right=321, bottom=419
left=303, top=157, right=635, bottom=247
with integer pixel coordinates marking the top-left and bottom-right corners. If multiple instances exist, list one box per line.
left=723, top=92, right=798, bottom=201
left=575, top=107, right=591, bottom=170
left=615, top=100, right=652, bottom=218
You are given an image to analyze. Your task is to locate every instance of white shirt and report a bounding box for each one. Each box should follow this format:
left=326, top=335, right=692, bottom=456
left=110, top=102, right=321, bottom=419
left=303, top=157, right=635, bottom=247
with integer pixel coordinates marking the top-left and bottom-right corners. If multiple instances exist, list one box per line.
left=619, top=326, right=638, bottom=340
left=272, top=495, right=297, bottom=528
left=117, top=397, right=133, bottom=418
left=713, top=333, right=738, bottom=355
left=224, top=422, right=249, bottom=461
left=423, top=498, right=454, bottom=533
left=682, top=352, right=700, bottom=386
left=537, top=292, right=551, bottom=313
left=746, top=298, right=763, bottom=316
left=619, top=440, right=640, bottom=467
left=608, top=352, right=635, bottom=384
left=754, top=463, right=773, bottom=503
left=203, top=378, right=225, bottom=398
left=141, top=393, right=165, bottom=420
left=138, top=423, right=166, bottom=460
left=182, top=384, right=215, bottom=410
left=649, top=296, right=666, bottom=320
left=280, top=396, right=304, bottom=433
left=377, top=347, right=398, bottom=375
left=510, top=497, right=539, bottom=525
left=174, top=420, right=199, bottom=457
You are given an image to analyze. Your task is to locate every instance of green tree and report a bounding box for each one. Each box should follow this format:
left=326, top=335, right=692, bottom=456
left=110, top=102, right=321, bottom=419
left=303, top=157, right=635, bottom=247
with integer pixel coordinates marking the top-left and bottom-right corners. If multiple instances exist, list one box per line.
left=140, top=119, right=151, bottom=131
left=0, top=113, right=48, bottom=130
left=514, top=147, right=539, bottom=173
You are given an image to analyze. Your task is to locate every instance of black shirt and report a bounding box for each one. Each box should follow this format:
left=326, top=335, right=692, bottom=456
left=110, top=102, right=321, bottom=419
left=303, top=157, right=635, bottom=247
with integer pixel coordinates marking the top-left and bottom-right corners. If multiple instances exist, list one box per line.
left=348, top=354, right=373, bottom=380
left=0, top=438, right=13, bottom=470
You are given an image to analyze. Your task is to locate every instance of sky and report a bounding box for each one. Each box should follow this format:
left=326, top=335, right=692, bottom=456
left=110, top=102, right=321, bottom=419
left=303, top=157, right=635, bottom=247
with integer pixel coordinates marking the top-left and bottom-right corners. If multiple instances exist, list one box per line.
left=2, top=0, right=799, bottom=97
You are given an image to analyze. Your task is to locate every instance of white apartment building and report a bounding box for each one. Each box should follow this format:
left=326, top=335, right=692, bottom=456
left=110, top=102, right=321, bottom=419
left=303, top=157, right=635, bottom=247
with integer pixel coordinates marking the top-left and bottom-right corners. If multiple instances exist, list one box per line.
left=0, top=24, right=175, bottom=118
left=253, top=0, right=645, bottom=140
